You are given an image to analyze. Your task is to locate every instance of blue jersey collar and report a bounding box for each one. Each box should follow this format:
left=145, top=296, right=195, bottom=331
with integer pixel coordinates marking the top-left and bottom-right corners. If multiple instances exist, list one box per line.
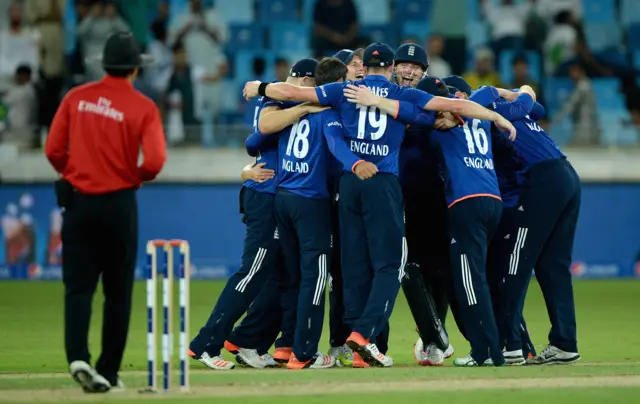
left=365, top=74, right=390, bottom=82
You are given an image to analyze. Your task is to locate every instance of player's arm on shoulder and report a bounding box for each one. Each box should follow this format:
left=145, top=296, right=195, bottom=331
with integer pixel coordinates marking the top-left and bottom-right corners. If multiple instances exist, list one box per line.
left=529, top=101, right=546, bottom=121
left=138, top=104, right=168, bottom=182
left=45, top=95, right=72, bottom=173
left=243, top=81, right=321, bottom=104
left=241, top=162, right=275, bottom=183
left=491, top=93, right=535, bottom=122
left=424, top=96, right=517, bottom=140
left=343, top=84, right=399, bottom=115
left=469, top=86, right=500, bottom=107
left=259, top=102, right=328, bottom=134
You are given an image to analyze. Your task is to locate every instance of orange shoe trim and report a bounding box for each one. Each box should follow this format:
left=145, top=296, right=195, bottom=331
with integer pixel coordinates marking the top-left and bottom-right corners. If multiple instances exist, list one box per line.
left=224, top=340, right=240, bottom=354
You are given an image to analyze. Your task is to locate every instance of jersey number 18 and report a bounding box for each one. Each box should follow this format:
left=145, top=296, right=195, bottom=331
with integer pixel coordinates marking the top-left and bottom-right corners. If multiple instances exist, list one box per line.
left=357, top=105, right=387, bottom=140
left=285, top=119, right=310, bottom=158
left=463, top=119, right=489, bottom=155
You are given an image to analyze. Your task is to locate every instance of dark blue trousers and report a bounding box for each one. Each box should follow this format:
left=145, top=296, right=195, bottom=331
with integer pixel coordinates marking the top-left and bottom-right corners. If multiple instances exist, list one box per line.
left=189, top=187, right=277, bottom=357
left=339, top=173, right=406, bottom=341
left=448, top=196, right=504, bottom=365
left=502, top=159, right=581, bottom=353
left=275, top=189, right=333, bottom=362
left=487, top=207, right=536, bottom=357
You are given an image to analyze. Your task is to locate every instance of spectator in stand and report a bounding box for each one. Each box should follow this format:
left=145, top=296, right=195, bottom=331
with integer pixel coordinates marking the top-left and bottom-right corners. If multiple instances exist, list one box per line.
left=69, top=1, right=92, bottom=86
left=24, top=0, right=65, bottom=147
left=242, top=57, right=268, bottom=128
left=147, top=22, right=174, bottom=102
left=312, top=0, right=359, bottom=58
left=543, top=11, right=578, bottom=76
left=401, top=36, right=421, bottom=45
left=0, top=2, right=38, bottom=93
left=551, top=63, right=600, bottom=146
left=482, top=0, right=532, bottom=64
left=169, top=0, right=228, bottom=144
left=463, top=48, right=501, bottom=90
left=150, top=1, right=170, bottom=32
left=2, top=65, right=37, bottom=150
left=535, top=0, right=582, bottom=24
left=431, top=0, right=467, bottom=74
left=275, top=57, right=289, bottom=83
left=113, top=0, right=156, bottom=49
left=426, top=34, right=451, bottom=78
left=77, top=1, right=130, bottom=82
left=508, top=55, right=539, bottom=94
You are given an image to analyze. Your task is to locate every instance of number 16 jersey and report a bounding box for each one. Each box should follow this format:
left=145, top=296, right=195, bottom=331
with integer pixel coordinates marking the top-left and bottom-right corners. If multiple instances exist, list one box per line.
left=315, top=75, right=433, bottom=176
left=431, top=117, right=501, bottom=208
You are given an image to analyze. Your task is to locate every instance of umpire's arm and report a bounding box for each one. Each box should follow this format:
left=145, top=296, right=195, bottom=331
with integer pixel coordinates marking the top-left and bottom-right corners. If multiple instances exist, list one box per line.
left=138, top=105, right=167, bottom=182
left=45, top=97, right=71, bottom=174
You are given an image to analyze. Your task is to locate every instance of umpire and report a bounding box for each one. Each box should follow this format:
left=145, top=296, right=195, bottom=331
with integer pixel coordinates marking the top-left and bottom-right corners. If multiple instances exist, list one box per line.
left=45, top=32, right=166, bottom=393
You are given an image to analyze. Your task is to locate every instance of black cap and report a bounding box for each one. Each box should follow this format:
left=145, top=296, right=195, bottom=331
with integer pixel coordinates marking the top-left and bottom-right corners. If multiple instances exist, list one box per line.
left=363, top=42, right=394, bottom=67
left=393, top=43, right=428, bottom=69
left=289, top=58, right=318, bottom=77
left=443, top=75, right=472, bottom=96
left=333, top=49, right=355, bottom=64
left=416, top=76, right=449, bottom=97
left=447, top=85, right=460, bottom=95
left=92, top=32, right=153, bottom=69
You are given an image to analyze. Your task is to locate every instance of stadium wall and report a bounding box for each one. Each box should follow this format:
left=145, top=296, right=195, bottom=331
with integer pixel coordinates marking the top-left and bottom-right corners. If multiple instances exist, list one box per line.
left=1, top=181, right=639, bottom=281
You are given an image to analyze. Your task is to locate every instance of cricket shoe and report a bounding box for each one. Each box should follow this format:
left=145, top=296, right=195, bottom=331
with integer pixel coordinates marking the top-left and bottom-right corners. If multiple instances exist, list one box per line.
left=69, top=361, right=111, bottom=393
left=504, top=349, right=526, bottom=366
left=414, top=339, right=454, bottom=366
left=109, top=379, right=125, bottom=394
left=346, top=332, right=394, bottom=367
left=188, top=349, right=235, bottom=370
left=286, top=352, right=335, bottom=369
left=526, top=345, right=581, bottom=365
left=352, top=351, right=370, bottom=368
left=328, top=344, right=354, bottom=367
left=224, top=340, right=275, bottom=369
left=272, top=347, right=293, bottom=365
left=453, top=354, right=494, bottom=367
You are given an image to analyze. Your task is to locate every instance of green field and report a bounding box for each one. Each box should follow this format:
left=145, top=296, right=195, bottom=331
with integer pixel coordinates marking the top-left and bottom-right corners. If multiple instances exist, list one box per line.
left=0, top=279, right=639, bottom=403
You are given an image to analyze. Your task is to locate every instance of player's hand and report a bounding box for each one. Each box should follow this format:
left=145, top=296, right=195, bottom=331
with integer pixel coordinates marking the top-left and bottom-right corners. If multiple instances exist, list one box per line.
left=243, top=81, right=261, bottom=101
left=344, top=84, right=379, bottom=107
left=496, top=87, right=518, bottom=101
left=247, top=162, right=275, bottom=183
left=434, top=112, right=459, bottom=130
left=495, top=116, right=517, bottom=141
left=353, top=161, right=378, bottom=180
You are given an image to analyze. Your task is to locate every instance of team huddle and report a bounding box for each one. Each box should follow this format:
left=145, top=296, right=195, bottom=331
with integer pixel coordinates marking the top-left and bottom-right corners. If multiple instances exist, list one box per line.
left=186, top=41, right=582, bottom=370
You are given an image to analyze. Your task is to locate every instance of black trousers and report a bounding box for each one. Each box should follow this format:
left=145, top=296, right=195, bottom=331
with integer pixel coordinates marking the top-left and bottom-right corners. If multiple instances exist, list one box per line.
left=62, top=188, right=138, bottom=385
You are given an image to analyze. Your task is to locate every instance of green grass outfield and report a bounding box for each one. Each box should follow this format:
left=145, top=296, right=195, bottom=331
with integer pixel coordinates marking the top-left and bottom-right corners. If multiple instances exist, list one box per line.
left=0, top=279, right=639, bottom=403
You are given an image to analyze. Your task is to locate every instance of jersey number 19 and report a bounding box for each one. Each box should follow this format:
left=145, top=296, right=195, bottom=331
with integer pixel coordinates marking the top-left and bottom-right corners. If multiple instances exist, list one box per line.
left=357, top=105, right=387, bottom=140
left=463, top=119, right=489, bottom=155
left=285, top=119, right=310, bottom=158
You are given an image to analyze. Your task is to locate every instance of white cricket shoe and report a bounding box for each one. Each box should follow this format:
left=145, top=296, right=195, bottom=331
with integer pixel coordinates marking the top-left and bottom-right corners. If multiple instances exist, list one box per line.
left=109, top=379, right=125, bottom=393
left=504, top=349, right=526, bottom=365
left=260, top=353, right=280, bottom=367
left=195, top=352, right=235, bottom=370
left=69, top=361, right=110, bottom=393
left=453, top=354, right=494, bottom=367
left=328, top=345, right=355, bottom=367
left=415, top=338, right=454, bottom=366
left=235, top=348, right=279, bottom=368
left=526, top=345, right=581, bottom=365
left=444, top=344, right=455, bottom=358
left=360, top=343, right=394, bottom=367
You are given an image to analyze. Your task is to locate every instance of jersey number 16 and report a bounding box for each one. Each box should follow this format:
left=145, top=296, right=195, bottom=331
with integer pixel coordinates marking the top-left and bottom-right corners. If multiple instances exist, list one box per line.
left=357, top=105, right=387, bottom=140
left=285, top=119, right=310, bottom=159
left=463, top=119, right=489, bottom=155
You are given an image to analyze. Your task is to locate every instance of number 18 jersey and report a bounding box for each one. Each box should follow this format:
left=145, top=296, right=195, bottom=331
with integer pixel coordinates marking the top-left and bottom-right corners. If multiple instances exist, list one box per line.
left=315, top=75, right=433, bottom=176
left=431, top=117, right=501, bottom=207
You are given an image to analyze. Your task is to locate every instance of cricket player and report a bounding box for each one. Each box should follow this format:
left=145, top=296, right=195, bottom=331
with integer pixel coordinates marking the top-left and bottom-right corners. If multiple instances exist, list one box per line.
left=482, top=87, right=582, bottom=365
left=333, top=48, right=365, bottom=80
left=242, top=42, right=515, bottom=366
left=188, top=60, right=325, bottom=370
left=392, top=45, right=456, bottom=366
left=457, top=83, right=540, bottom=363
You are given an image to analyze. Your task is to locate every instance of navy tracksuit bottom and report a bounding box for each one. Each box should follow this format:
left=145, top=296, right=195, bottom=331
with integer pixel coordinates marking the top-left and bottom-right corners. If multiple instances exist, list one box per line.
left=486, top=207, right=536, bottom=358
left=448, top=196, right=504, bottom=365
left=189, top=187, right=278, bottom=357
left=502, top=158, right=581, bottom=353
left=339, top=172, right=406, bottom=341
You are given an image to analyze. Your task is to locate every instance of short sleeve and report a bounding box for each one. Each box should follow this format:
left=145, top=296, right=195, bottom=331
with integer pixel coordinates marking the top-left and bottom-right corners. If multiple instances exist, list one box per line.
left=315, top=82, right=346, bottom=107
left=397, top=87, right=434, bottom=109
left=469, top=86, right=500, bottom=108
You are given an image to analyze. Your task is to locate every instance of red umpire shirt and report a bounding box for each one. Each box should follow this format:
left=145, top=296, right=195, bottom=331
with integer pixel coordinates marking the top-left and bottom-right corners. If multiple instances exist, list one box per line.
left=45, top=76, right=166, bottom=194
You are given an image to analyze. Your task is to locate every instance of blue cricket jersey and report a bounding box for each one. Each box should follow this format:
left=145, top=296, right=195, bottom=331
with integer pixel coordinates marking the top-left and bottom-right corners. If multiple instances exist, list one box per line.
left=278, top=109, right=359, bottom=199
left=430, top=117, right=501, bottom=207
left=315, top=75, right=433, bottom=176
left=243, top=97, right=297, bottom=194
left=490, top=94, right=566, bottom=169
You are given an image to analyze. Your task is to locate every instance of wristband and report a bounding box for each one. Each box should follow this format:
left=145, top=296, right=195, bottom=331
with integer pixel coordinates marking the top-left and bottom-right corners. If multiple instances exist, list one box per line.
left=351, top=160, right=364, bottom=173
left=258, top=82, right=269, bottom=97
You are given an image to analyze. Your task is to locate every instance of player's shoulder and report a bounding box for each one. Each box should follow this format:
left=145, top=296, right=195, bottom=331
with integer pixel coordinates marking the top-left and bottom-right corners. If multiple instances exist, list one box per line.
left=319, top=108, right=342, bottom=125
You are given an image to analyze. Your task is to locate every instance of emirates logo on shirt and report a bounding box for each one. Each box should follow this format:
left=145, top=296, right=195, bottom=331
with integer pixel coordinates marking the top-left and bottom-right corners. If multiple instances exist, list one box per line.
left=78, top=97, right=124, bottom=122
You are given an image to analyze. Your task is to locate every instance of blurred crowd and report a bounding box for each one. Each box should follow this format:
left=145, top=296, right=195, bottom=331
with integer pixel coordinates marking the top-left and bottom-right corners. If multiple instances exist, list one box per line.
left=0, top=0, right=637, bottom=152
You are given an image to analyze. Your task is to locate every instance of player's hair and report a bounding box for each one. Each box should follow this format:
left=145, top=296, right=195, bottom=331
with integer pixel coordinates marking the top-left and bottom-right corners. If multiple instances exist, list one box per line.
left=315, top=57, right=348, bottom=86
left=105, top=68, right=136, bottom=78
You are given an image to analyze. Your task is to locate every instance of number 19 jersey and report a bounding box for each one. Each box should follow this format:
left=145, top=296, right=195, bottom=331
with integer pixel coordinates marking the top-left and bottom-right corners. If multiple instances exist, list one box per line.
left=315, top=75, right=433, bottom=176
left=431, top=117, right=501, bottom=207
